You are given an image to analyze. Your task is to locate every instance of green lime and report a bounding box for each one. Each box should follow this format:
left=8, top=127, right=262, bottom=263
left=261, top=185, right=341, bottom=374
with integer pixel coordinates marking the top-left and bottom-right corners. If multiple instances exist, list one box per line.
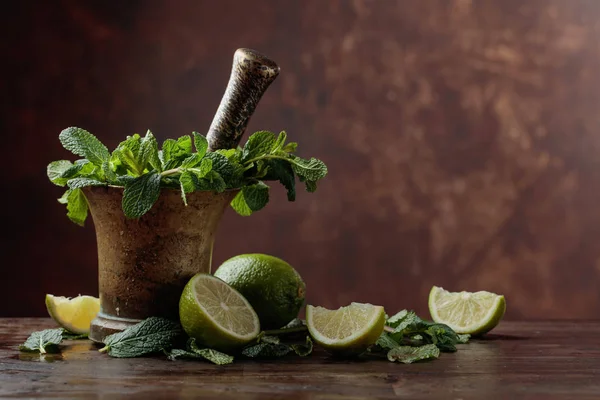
left=45, top=294, right=100, bottom=335
left=428, top=286, right=506, bottom=335
left=213, top=254, right=306, bottom=329
left=179, top=273, right=260, bottom=352
left=306, top=302, right=385, bottom=355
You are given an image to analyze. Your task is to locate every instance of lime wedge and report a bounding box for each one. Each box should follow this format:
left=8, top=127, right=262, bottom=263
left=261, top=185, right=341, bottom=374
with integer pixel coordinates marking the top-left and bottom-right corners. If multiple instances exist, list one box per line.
left=306, top=302, right=385, bottom=354
left=45, top=294, right=100, bottom=335
left=179, top=273, right=260, bottom=352
left=428, top=286, right=506, bottom=335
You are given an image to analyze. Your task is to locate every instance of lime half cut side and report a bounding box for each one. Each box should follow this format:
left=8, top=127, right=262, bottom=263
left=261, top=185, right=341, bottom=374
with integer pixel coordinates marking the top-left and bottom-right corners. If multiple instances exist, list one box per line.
left=179, top=273, right=260, bottom=352
left=428, top=286, right=506, bottom=335
left=45, top=294, right=100, bottom=335
left=306, top=302, right=385, bottom=354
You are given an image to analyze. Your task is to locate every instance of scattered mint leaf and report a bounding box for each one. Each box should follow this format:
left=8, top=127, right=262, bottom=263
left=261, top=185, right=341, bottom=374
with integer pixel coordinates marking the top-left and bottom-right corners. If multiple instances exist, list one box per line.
left=457, top=334, right=470, bottom=344
left=242, top=341, right=291, bottom=358
left=291, top=336, right=313, bottom=357
left=47, top=160, right=74, bottom=186
left=187, top=339, right=234, bottom=365
left=375, top=333, right=400, bottom=351
left=282, top=319, right=306, bottom=330
left=230, top=181, right=269, bottom=216
left=19, top=329, right=64, bottom=354
left=192, top=132, right=208, bottom=158
left=387, top=344, right=440, bottom=364
left=99, top=317, right=182, bottom=358
left=66, top=177, right=106, bottom=189
left=59, top=127, right=109, bottom=166
left=122, top=172, right=162, bottom=219
left=242, top=130, right=277, bottom=162
left=165, top=349, right=205, bottom=361
left=66, top=188, right=88, bottom=226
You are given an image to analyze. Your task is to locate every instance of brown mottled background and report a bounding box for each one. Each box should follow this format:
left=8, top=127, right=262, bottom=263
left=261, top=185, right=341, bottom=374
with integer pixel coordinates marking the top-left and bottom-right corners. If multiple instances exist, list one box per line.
left=2, top=0, right=600, bottom=319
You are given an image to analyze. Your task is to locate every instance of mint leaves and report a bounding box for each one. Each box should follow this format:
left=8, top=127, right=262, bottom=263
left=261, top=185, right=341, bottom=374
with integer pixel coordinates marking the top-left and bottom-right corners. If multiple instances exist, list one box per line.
left=122, top=171, right=162, bottom=219
left=99, top=317, right=183, bottom=358
left=386, top=344, right=440, bottom=364
left=59, top=127, right=109, bottom=166
left=368, top=310, right=470, bottom=364
left=19, top=328, right=64, bottom=354
left=19, top=328, right=88, bottom=354
left=49, top=128, right=327, bottom=224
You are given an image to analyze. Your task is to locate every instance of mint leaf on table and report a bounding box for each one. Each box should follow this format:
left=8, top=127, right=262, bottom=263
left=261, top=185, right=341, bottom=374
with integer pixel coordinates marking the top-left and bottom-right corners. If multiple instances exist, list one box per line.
left=99, top=317, right=182, bottom=358
left=375, top=332, right=401, bottom=351
left=291, top=336, right=313, bottom=356
left=387, top=344, right=440, bottom=364
left=187, top=338, right=234, bottom=365
left=122, top=172, right=162, bottom=219
left=242, top=130, right=277, bottom=162
left=384, top=310, right=467, bottom=353
left=59, top=127, right=110, bottom=166
left=457, top=334, right=471, bottom=344
left=66, top=188, right=89, bottom=226
left=19, top=329, right=64, bottom=354
left=242, top=335, right=292, bottom=358
left=230, top=181, right=269, bottom=216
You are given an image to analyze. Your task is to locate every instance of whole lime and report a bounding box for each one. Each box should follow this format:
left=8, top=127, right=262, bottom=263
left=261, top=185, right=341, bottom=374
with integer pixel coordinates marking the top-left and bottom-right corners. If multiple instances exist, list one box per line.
left=213, top=254, right=306, bottom=329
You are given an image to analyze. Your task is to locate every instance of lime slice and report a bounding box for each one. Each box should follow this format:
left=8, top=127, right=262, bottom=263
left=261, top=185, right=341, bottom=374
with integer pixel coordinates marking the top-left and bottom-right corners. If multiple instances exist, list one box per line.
left=428, top=286, right=506, bottom=335
left=306, top=302, right=385, bottom=354
left=45, top=294, right=100, bottom=335
left=179, top=273, right=260, bottom=352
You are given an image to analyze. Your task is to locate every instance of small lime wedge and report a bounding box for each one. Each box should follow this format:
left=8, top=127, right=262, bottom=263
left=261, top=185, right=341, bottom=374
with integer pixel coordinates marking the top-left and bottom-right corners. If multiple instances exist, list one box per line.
left=45, top=294, right=100, bottom=335
left=428, top=286, right=506, bottom=335
left=306, top=302, right=385, bottom=354
left=179, top=273, right=260, bottom=352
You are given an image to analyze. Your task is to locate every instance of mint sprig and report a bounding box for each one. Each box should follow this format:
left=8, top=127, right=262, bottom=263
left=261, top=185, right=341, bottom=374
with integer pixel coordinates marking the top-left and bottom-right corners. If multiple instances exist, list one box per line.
left=19, top=328, right=88, bottom=354
left=48, top=128, right=328, bottom=224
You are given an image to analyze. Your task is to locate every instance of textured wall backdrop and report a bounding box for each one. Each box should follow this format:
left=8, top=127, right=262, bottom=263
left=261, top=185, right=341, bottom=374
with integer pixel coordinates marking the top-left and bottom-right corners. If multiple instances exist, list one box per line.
left=3, top=0, right=600, bottom=318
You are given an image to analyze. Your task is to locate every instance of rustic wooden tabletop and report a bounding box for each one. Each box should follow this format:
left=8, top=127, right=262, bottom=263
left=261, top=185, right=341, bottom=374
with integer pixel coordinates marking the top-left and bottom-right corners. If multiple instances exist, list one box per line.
left=1, top=319, right=599, bottom=399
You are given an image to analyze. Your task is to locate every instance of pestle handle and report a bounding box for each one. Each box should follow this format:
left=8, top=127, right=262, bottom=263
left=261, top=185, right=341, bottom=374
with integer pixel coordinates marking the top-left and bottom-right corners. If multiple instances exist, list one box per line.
left=207, top=48, right=280, bottom=151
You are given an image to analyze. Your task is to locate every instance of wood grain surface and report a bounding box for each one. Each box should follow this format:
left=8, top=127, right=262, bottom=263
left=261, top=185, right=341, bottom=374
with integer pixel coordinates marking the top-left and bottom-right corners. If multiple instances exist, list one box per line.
left=3, top=0, right=600, bottom=318
left=1, top=319, right=599, bottom=399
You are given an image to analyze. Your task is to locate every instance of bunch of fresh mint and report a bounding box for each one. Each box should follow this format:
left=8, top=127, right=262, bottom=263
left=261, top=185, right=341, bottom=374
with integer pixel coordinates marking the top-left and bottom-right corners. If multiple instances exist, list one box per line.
left=47, top=127, right=328, bottom=225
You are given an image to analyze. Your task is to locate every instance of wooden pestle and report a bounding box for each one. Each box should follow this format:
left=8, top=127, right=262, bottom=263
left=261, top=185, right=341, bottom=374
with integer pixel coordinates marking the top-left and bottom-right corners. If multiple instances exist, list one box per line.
left=207, top=48, right=280, bottom=151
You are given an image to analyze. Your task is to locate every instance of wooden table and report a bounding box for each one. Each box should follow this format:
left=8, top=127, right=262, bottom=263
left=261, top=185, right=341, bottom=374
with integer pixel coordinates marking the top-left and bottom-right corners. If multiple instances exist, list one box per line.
left=1, top=319, right=599, bottom=399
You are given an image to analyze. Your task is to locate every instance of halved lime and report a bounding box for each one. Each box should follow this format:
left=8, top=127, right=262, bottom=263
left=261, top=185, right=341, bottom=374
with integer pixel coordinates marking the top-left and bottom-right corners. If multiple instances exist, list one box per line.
left=45, top=294, right=100, bottom=335
left=428, top=286, right=506, bottom=335
left=306, top=302, right=385, bottom=354
left=179, top=273, right=260, bottom=352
